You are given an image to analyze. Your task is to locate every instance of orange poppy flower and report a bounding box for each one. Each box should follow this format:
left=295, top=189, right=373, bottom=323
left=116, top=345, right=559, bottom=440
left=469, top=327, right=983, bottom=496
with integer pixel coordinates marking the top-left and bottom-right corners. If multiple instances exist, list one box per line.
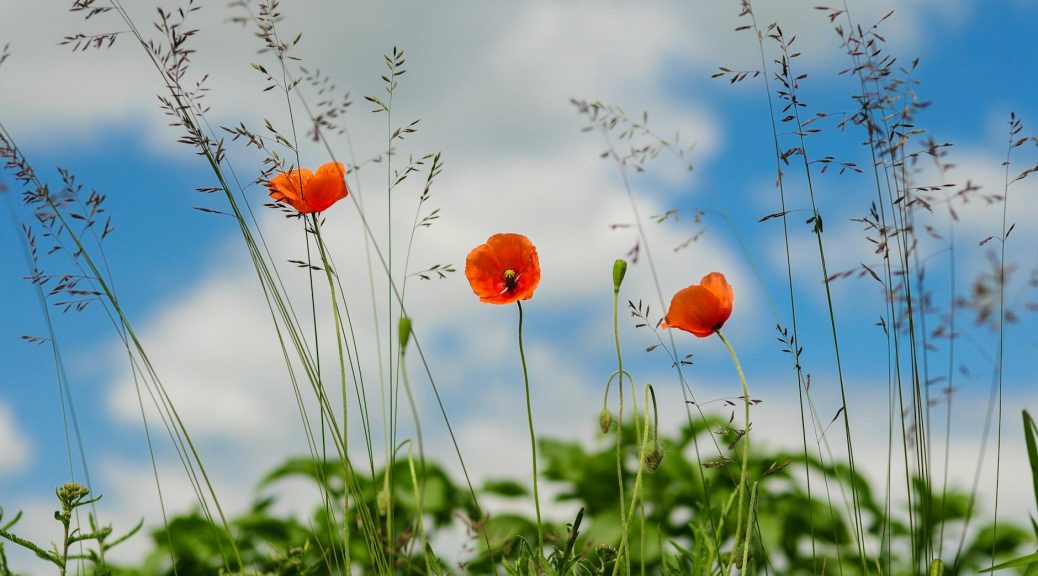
left=465, top=233, right=541, bottom=305
left=267, top=162, right=349, bottom=214
left=662, top=272, right=734, bottom=337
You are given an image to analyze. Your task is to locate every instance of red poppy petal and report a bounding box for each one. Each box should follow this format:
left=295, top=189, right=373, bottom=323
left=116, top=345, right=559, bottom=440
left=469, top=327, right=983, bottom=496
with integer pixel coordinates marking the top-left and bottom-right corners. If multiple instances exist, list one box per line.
left=663, top=285, right=724, bottom=337
left=267, top=175, right=295, bottom=201
left=316, top=162, right=347, bottom=180
left=268, top=168, right=313, bottom=206
left=465, top=244, right=506, bottom=302
left=512, top=262, right=540, bottom=301
left=282, top=196, right=309, bottom=213
left=301, top=171, right=349, bottom=213
left=699, top=272, right=734, bottom=326
left=465, top=233, right=541, bottom=305
left=485, top=233, right=529, bottom=270
left=490, top=233, right=540, bottom=302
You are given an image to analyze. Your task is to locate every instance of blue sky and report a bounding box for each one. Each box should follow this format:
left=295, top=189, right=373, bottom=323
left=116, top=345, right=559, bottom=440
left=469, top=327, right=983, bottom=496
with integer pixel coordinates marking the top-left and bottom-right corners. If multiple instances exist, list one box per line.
left=2, top=0, right=1038, bottom=569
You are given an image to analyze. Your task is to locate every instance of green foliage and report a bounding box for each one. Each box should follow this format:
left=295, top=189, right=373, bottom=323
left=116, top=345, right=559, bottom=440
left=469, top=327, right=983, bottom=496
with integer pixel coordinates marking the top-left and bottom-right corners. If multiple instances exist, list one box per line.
left=976, top=410, right=1038, bottom=574
left=19, top=416, right=1011, bottom=575
left=2, top=417, right=1034, bottom=575
left=1, top=422, right=1034, bottom=575
left=0, top=483, right=140, bottom=576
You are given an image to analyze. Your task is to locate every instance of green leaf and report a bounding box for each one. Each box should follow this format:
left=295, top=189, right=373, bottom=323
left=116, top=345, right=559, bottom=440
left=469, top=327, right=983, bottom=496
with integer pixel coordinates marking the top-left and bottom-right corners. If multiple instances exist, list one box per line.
left=483, top=514, right=535, bottom=550
left=258, top=457, right=347, bottom=497
left=482, top=479, right=528, bottom=498
left=1024, top=410, right=1038, bottom=510
left=979, top=550, right=1038, bottom=572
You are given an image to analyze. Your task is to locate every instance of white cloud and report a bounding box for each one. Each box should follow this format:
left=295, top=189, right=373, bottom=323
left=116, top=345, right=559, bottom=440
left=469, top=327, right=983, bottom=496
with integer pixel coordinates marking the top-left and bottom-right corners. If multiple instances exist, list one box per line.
left=0, top=401, right=31, bottom=474
left=0, top=0, right=968, bottom=148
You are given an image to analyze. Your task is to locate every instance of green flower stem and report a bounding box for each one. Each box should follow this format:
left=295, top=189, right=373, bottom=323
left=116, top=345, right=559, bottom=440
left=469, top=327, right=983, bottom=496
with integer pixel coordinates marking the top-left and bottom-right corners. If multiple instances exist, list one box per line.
left=716, top=329, right=752, bottom=573
left=741, top=482, right=759, bottom=572
left=400, top=320, right=429, bottom=572
left=612, top=282, right=630, bottom=574
left=406, top=443, right=432, bottom=576
left=612, top=386, right=654, bottom=576
left=311, top=216, right=354, bottom=568
left=516, top=301, right=544, bottom=561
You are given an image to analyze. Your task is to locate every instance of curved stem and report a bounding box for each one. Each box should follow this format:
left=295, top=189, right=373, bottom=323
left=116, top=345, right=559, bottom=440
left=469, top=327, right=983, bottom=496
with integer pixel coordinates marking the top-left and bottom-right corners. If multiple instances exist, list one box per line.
left=611, top=285, right=630, bottom=573
left=517, top=301, right=544, bottom=561
left=612, top=386, right=654, bottom=576
left=716, top=329, right=751, bottom=572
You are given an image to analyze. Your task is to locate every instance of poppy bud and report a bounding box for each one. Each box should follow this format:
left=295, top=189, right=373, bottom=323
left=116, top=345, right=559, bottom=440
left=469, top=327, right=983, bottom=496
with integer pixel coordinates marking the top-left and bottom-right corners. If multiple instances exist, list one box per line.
left=645, top=444, right=663, bottom=472
left=599, top=408, right=613, bottom=434
left=612, top=259, right=627, bottom=293
left=399, top=316, right=412, bottom=352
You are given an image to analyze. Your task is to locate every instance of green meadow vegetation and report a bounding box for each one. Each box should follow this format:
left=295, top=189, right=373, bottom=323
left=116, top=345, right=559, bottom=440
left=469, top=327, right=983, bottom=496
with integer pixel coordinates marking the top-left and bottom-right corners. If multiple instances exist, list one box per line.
left=2, top=1, right=1038, bottom=574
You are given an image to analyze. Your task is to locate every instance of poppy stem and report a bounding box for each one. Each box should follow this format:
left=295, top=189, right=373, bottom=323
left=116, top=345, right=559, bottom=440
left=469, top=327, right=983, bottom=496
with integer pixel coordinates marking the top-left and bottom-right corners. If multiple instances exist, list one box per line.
left=612, top=280, right=629, bottom=574
left=517, top=301, right=544, bottom=562
left=612, top=385, right=655, bottom=576
left=715, top=329, right=752, bottom=573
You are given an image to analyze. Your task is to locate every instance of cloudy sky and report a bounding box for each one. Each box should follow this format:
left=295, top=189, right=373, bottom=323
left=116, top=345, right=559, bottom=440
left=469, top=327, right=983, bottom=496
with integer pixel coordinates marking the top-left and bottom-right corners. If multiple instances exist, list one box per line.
left=2, top=0, right=1038, bottom=571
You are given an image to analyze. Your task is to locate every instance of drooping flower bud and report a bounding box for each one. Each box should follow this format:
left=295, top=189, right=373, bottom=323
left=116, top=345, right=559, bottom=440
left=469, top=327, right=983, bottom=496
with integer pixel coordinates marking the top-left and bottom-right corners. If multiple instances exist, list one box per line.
left=598, top=408, right=613, bottom=434
left=645, top=444, right=663, bottom=472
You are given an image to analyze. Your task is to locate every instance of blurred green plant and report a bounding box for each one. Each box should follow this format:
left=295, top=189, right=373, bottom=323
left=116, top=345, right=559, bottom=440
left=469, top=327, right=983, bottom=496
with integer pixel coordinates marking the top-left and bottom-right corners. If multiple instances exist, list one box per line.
left=0, top=416, right=1010, bottom=575
left=0, top=483, right=140, bottom=576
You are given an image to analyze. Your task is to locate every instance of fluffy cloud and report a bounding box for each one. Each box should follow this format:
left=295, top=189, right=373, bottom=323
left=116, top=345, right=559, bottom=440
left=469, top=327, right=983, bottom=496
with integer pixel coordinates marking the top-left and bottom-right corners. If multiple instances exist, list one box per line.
left=0, top=401, right=31, bottom=474
left=0, top=0, right=970, bottom=147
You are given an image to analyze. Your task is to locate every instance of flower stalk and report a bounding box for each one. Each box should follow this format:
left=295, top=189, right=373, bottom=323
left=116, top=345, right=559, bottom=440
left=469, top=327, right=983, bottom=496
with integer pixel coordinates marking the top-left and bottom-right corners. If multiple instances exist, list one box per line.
left=517, top=301, right=544, bottom=562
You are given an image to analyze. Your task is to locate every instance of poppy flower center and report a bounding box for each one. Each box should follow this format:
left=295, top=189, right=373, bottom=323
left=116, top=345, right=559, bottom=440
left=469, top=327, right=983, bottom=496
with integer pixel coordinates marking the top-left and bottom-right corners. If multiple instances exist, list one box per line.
left=502, top=269, right=518, bottom=292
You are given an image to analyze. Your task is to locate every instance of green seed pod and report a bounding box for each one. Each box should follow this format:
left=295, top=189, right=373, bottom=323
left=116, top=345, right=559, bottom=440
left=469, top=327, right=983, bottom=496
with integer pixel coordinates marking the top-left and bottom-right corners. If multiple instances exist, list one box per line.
left=734, top=549, right=751, bottom=569
left=612, top=259, right=628, bottom=293
left=376, top=488, right=390, bottom=516
left=599, top=408, right=613, bottom=434
left=398, top=316, right=412, bottom=352
left=645, top=445, right=663, bottom=472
